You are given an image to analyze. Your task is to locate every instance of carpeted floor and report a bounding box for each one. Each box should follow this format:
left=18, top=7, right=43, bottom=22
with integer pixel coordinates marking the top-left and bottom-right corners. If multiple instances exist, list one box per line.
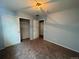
left=0, top=37, right=79, bottom=59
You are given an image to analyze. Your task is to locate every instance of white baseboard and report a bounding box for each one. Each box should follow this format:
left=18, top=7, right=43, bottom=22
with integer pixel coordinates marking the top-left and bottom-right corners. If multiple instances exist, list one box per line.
left=45, top=39, right=79, bottom=53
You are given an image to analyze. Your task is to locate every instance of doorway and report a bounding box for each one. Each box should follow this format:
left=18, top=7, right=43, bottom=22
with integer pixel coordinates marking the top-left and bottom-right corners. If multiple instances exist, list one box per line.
left=19, top=18, right=30, bottom=41
left=39, top=20, right=44, bottom=38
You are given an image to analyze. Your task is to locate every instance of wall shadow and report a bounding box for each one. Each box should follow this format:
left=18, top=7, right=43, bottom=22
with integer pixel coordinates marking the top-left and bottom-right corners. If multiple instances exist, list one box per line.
left=0, top=16, right=4, bottom=50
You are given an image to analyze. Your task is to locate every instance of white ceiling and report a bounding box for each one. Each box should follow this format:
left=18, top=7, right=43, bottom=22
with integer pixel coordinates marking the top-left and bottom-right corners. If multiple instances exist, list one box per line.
left=0, top=0, right=79, bottom=17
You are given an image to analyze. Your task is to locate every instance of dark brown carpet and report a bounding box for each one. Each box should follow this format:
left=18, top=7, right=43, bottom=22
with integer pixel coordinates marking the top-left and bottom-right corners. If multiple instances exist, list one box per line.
left=0, top=38, right=79, bottom=59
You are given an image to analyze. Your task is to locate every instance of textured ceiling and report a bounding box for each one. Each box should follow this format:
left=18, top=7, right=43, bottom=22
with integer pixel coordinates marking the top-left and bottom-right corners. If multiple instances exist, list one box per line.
left=0, top=0, right=79, bottom=17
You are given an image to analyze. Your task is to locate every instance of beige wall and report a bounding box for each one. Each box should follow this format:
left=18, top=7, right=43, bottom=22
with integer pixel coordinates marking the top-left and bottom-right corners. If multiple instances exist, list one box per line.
left=44, top=8, right=79, bottom=52
left=0, top=8, right=20, bottom=48
left=33, top=20, right=39, bottom=39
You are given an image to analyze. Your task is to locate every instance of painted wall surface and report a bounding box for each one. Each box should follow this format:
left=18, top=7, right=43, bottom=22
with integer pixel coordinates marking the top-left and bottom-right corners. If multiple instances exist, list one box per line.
left=0, top=7, right=39, bottom=49
left=0, top=7, right=20, bottom=48
left=44, top=8, right=79, bottom=52
left=0, top=15, right=4, bottom=50
left=33, top=20, right=39, bottom=39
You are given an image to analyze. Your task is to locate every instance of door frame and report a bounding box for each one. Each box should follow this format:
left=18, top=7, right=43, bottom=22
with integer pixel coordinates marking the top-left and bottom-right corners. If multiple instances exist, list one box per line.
left=39, top=20, right=44, bottom=38
left=19, top=18, right=30, bottom=41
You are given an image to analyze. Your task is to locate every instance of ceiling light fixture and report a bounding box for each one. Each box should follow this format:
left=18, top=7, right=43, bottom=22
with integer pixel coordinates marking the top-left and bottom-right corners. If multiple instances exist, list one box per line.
left=36, top=3, right=42, bottom=7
